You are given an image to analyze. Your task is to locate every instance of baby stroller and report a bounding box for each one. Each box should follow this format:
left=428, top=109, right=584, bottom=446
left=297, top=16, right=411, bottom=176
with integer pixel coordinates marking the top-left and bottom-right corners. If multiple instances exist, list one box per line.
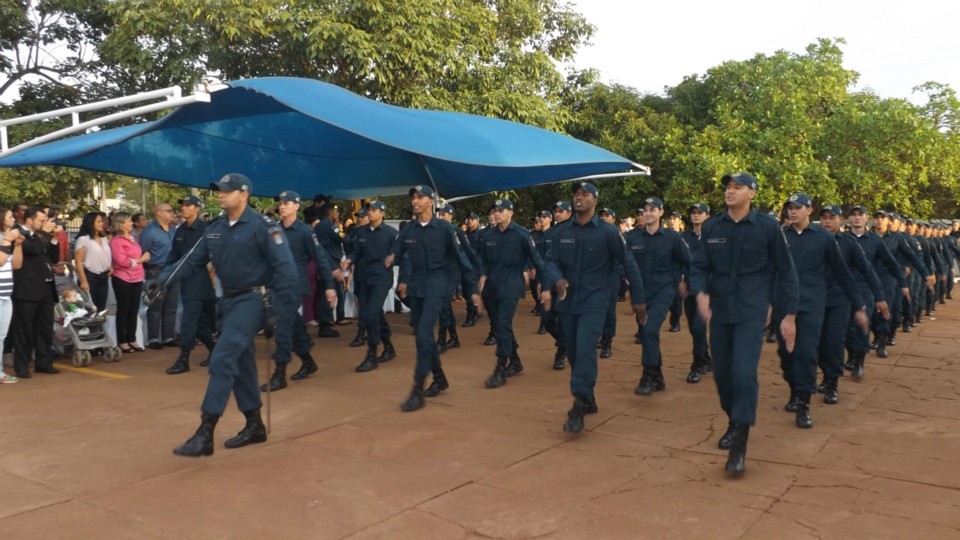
left=53, top=263, right=122, bottom=366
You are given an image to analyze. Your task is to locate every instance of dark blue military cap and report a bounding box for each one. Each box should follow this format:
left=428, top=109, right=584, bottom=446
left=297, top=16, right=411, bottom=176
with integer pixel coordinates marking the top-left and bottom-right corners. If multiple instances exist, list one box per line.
left=721, top=172, right=759, bottom=190
left=493, top=199, right=514, bottom=211
left=848, top=205, right=868, bottom=214
left=274, top=191, right=301, bottom=203
left=688, top=203, right=710, bottom=214
left=554, top=200, right=572, bottom=212
left=538, top=210, right=553, bottom=218
left=601, top=207, right=617, bottom=218
left=571, top=181, right=599, bottom=198
left=438, top=203, right=455, bottom=214
left=178, top=195, right=204, bottom=207
left=642, top=197, right=664, bottom=210
left=368, top=200, right=387, bottom=212
left=785, top=193, right=812, bottom=208
left=819, top=204, right=843, bottom=217
left=409, top=184, right=437, bottom=199
left=357, top=207, right=368, bottom=218
left=210, top=172, right=252, bottom=192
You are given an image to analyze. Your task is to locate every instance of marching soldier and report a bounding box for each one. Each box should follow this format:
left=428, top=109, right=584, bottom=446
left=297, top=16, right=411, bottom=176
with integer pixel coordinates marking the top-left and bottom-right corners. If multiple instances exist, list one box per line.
left=681, top=203, right=712, bottom=383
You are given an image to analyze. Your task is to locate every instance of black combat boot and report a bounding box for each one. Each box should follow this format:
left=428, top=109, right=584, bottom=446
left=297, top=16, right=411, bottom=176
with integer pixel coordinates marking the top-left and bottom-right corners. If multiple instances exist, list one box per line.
left=844, top=349, right=855, bottom=371
left=290, top=352, right=318, bottom=381
left=584, top=397, right=598, bottom=415
left=437, top=327, right=449, bottom=354
left=852, top=352, right=865, bottom=380
left=224, top=408, right=267, bottom=449
left=506, top=349, right=524, bottom=377
left=784, top=384, right=800, bottom=412
left=822, top=377, right=839, bottom=404
left=463, top=310, right=477, bottom=327
left=260, top=362, right=288, bottom=392
left=355, top=346, right=379, bottom=372
left=400, top=375, right=426, bottom=412
left=166, top=350, right=190, bottom=375
left=700, top=351, right=713, bottom=373
left=600, top=335, right=613, bottom=359
left=537, top=322, right=547, bottom=334
left=173, top=413, right=220, bottom=457
left=876, top=334, right=889, bottom=358
left=886, top=327, right=897, bottom=346
left=378, top=336, right=396, bottom=363
left=795, top=392, right=813, bottom=429
left=634, top=366, right=666, bottom=396
left=718, top=421, right=735, bottom=450
left=686, top=355, right=704, bottom=383
left=445, top=326, right=461, bottom=350
left=553, top=347, right=566, bottom=370
left=902, top=318, right=912, bottom=333
left=765, top=326, right=777, bottom=343
left=423, top=368, right=449, bottom=397
left=485, top=357, right=508, bottom=389
left=350, top=327, right=366, bottom=347
left=724, top=423, right=750, bottom=477
left=563, top=396, right=588, bottom=433
left=200, top=342, right=214, bottom=367
left=483, top=331, right=497, bottom=346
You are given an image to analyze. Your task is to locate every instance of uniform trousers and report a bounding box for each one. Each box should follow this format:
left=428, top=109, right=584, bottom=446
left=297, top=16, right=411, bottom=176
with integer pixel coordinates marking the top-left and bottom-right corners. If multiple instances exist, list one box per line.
left=846, top=291, right=874, bottom=355
left=710, top=317, right=765, bottom=425
left=602, top=275, right=619, bottom=337
left=559, top=309, right=604, bottom=400
left=361, top=281, right=392, bottom=348
left=871, top=276, right=898, bottom=337
left=683, top=295, right=709, bottom=360
left=487, top=295, right=520, bottom=359
left=145, top=266, right=180, bottom=344
left=777, top=310, right=824, bottom=395
left=817, top=300, right=851, bottom=380
left=639, top=287, right=675, bottom=368
left=273, top=295, right=312, bottom=363
left=201, top=291, right=263, bottom=414
left=407, top=295, right=444, bottom=379
left=179, top=297, right=216, bottom=353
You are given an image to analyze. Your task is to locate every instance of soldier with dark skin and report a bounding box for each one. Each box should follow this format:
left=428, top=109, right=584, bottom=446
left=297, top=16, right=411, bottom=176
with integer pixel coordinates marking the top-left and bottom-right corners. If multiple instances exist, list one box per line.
left=385, top=185, right=481, bottom=412
left=541, top=182, right=646, bottom=434
left=689, top=173, right=799, bottom=476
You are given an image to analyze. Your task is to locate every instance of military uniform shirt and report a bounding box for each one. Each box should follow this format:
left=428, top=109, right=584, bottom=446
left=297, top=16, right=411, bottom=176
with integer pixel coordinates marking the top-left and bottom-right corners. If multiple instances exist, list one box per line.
left=390, top=217, right=477, bottom=298
left=624, top=226, right=690, bottom=296
left=783, top=223, right=863, bottom=313
left=169, top=218, right=213, bottom=300
left=846, top=231, right=906, bottom=289
left=346, top=222, right=399, bottom=284
left=479, top=222, right=547, bottom=299
left=283, top=219, right=335, bottom=297
left=828, top=231, right=885, bottom=306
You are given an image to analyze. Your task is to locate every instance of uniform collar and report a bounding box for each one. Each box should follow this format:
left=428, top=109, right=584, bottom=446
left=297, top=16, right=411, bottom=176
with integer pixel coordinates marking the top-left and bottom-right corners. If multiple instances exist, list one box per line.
left=721, top=208, right=759, bottom=224
left=569, top=215, right=601, bottom=228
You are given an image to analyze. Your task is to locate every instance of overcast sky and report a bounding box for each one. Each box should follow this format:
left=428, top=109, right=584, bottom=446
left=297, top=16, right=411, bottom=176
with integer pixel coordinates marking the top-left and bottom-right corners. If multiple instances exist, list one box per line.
left=569, top=0, right=960, bottom=104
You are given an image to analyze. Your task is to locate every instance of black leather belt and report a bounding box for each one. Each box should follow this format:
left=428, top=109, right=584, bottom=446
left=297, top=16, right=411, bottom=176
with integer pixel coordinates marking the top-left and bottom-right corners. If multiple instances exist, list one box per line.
left=222, top=287, right=259, bottom=298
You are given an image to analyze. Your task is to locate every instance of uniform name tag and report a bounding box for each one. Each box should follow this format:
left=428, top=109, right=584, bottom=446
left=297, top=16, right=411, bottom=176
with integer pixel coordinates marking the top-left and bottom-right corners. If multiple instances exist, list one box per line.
left=707, top=238, right=726, bottom=244
left=559, top=238, right=575, bottom=244
left=207, top=233, right=222, bottom=239
left=405, top=239, right=416, bottom=244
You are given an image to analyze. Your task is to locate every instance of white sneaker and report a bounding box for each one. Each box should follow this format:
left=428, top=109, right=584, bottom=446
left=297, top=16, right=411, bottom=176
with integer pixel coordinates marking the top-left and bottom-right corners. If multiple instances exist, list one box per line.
left=0, top=373, right=20, bottom=384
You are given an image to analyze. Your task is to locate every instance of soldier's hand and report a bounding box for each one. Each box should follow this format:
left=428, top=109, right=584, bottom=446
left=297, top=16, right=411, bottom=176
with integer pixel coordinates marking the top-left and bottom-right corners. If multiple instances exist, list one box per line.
left=340, top=259, right=351, bottom=271
left=901, top=287, right=911, bottom=301
left=383, top=254, right=395, bottom=268
left=478, top=275, right=486, bottom=296
left=677, top=280, right=688, bottom=299
left=332, top=268, right=345, bottom=282
left=926, top=275, right=936, bottom=291
left=696, top=292, right=712, bottom=326
left=397, top=283, right=407, bottom=299
left=540, top=290, right=552, bottom=312
left=876, top=300, right=891, bottom=320
left=554, top=279, right=569, bottom=301
left=633, top=303, right=648, bottom=326
left=528, top=268, right=536, bottom=281
left=325, top=289, right=337, bottom=308
left=471, top=294, right=482, bottom=314
left=780, top=314, right=797, bottom=353
left=854, top=308, right=869, bottom=334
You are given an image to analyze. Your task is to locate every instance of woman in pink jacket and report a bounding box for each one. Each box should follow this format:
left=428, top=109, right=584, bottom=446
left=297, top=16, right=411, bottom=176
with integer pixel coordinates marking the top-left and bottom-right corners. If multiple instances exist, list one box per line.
left=110, top=212, right=150, bottom=353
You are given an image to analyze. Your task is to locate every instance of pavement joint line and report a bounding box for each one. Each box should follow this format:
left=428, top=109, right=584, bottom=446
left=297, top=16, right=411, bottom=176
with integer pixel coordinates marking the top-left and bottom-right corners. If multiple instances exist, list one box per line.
left=52, top=362, right=131, bottom=379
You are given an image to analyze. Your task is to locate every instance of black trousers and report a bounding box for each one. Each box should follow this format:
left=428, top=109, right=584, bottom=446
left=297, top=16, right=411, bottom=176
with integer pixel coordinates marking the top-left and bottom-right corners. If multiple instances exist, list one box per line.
left=111, top=277, right=142, bottom=345
left=85, top=270, right=110, bottom=311
left=12, top=295, right=55, bottom=375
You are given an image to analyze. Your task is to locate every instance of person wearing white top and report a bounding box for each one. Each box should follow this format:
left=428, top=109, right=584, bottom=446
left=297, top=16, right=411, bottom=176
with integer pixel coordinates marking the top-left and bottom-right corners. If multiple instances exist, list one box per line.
left=0, top=207, right=24, bottom=383
left=74, top=212, right=113, bottom=311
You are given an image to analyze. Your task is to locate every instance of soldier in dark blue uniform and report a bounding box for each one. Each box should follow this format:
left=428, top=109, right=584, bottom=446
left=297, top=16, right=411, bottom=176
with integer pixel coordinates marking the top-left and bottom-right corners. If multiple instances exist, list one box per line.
left=530, top=210, right=554, bottom=334
left=436, top=203, right=478, bottom=353
left=314, top=203, right=346, bottom=337
left=344, top=200, right=400, bottom=372
left=680, top=203, right=712, bottom=383
left=461, top=212, right=482, bottom=327
left=624, top=197, right=690, bottom=396
left=689, top=173, right=799, bottom=476
left=346, top=208, right=370, bottom=347
left=541, top=182, right=646, bottom=433
left=478, top=207, right=499, bottom=347
left=541, top=200, right=572, bottom=370
left=816, top=205, right=886, bottom=404
left=778, top=194, right=867, bottom=430
left=666, top=210, right=685, bottom=333
left=387, top=185, right=480, bottom=411
left=479, top=198, right=548, bottom=388
left=873, top=210, right=933, bottom=349
left=260, top=191, right=338, bottom=391
left=843, top=206, right=901, bottom=372
left=161, top=173, right=298, bottom=456
left=597, top=208, right=622, bottom=359
left=165, top=195, right=217, bottom=375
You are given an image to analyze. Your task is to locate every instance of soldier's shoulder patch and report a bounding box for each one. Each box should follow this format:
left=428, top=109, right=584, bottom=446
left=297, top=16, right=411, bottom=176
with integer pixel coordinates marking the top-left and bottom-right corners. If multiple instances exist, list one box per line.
left=271, top=229, right=285, bottom=245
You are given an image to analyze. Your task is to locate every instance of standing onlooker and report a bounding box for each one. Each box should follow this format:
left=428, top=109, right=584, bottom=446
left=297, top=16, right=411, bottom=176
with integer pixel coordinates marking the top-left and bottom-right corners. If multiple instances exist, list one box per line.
left=131, top=213, right=148, bottom=241
left=0, top=207, right=23, bottom=383
left=139, top=203, right=179, bottom=349
left=74, top=212, right=113, bottom=311
left=110, top=212, right=149, bottom=353
left=11, top=206, right=63, bottom=378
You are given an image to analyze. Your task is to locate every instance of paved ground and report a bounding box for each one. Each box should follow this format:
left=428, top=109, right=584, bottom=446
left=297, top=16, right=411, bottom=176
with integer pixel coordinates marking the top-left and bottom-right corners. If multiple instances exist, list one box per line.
left=2, top=298, right=960, bottom=539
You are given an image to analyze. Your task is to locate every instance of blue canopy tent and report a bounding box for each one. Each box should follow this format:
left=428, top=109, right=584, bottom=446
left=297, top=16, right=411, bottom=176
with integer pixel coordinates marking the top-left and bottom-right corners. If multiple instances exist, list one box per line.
left=0, top=77, right=645, bottom=198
